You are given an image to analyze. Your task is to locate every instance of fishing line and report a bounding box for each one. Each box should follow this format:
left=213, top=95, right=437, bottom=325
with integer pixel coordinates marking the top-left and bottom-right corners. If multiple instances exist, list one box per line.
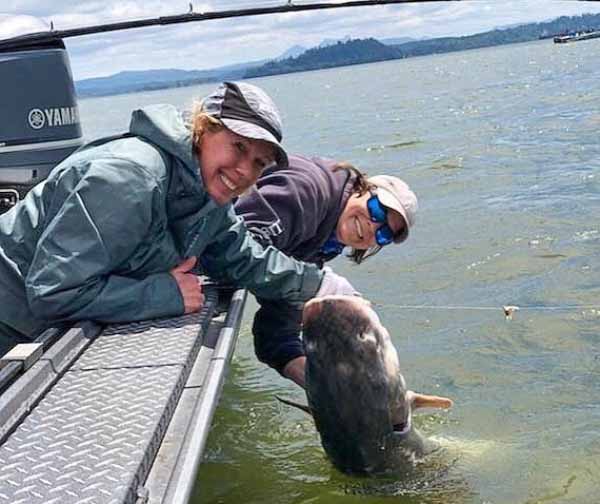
left=372, top=303, right=600, bottom=319
left=374, top=304, right=600, bottom=311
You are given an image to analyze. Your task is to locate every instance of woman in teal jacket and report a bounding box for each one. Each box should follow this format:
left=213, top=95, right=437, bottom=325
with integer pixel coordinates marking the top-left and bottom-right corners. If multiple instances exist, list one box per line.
left=0, top=81, right=353, bottom=353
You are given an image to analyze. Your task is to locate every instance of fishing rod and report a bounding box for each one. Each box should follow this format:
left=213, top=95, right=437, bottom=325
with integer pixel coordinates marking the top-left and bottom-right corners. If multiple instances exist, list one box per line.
left=0, top=0, right=465, bottom=50
left=4, top=0, right=597, bottom=49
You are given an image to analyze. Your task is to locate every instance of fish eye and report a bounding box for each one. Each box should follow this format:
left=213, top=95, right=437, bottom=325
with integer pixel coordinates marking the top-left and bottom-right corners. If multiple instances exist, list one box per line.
left=358, top=331, right=378, bottom=345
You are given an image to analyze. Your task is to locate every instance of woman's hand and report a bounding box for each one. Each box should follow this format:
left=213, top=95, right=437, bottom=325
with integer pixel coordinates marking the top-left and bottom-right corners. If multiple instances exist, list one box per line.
left=282, top=356, right=307, bottom=388
left=170, top=257, right=205, bottom=314
left=316, top=267, right=361, bottom=297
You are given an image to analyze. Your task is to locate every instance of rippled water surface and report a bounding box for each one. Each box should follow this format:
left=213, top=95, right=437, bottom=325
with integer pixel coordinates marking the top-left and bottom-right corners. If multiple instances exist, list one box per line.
left=81, top=38, right=600, bottom=504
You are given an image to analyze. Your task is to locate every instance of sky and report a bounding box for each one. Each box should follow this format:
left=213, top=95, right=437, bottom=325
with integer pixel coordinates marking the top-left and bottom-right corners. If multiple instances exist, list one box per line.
left=2, top=0, right=600, bottom=80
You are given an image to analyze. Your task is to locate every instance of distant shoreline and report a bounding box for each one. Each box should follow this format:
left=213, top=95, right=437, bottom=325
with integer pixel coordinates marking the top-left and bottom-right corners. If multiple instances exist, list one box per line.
left=76, top=12, right=600, bottom=99
left=76, top=40, right=528, bottom=100
left=73, top=39, right=548, bottom=101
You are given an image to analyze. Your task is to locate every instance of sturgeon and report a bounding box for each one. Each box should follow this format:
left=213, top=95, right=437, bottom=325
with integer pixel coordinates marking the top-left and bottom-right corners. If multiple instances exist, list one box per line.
left=284, top=295, right=452, bottom=475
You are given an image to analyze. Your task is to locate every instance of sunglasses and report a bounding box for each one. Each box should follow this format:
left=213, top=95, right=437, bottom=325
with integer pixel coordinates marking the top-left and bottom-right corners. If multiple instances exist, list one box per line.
left=367, top=194, right=395, bottom=246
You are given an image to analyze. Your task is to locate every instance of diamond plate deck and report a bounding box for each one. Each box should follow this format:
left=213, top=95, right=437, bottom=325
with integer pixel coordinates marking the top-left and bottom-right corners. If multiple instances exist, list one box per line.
left=0, top=288, right=223, bottom=504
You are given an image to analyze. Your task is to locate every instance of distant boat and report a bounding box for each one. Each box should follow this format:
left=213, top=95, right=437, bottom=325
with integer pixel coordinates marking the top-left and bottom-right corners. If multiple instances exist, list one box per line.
left=554, top=30, right=600, bottom=43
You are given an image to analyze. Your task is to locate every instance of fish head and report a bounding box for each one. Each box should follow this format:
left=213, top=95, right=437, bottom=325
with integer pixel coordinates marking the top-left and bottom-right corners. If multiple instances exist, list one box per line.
left=303, top=295, right=401, bottom=380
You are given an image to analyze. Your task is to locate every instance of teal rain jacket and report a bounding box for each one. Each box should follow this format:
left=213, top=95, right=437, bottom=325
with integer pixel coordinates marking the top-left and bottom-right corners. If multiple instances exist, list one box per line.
left=0, top=105, right=323, bottom=340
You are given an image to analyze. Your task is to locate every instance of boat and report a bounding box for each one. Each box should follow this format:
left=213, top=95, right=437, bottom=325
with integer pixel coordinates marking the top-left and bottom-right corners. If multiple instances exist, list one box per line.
left=0, top=285, right=246, bottom=504
left=553, top=30, right=600, bottom=43
left=0, top=38, right=82, bottom=213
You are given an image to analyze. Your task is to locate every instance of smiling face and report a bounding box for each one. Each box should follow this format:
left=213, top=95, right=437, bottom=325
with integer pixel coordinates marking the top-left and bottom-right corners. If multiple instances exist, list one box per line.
left=199, top=127, right=276, bottom=205
left=336, top=191, right=406, bottom=249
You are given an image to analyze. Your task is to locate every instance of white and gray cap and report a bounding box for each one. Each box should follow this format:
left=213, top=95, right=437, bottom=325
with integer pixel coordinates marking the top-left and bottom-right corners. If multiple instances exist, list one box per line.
left=368, top=175, right=418, bottom=244
left=201, top=81, right=288, bottom=167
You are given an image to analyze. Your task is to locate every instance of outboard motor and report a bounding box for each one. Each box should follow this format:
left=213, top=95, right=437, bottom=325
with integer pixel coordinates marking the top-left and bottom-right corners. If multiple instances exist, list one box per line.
left=0, top=39, right=83, bottom=213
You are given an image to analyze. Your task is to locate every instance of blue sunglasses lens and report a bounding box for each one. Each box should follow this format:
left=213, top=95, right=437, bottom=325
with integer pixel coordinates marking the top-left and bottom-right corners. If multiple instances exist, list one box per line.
left=376, top=225, right=394, bottom=246
left=368, top=195, right=394, bottom=246
left=367, top=195, right=387, bottom=223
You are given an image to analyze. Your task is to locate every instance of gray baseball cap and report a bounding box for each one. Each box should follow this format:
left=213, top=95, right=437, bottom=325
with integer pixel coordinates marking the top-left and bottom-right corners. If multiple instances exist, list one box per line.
left=201, top=81, right=288, bottom=167
left=368, top=175, right=418, bottom=243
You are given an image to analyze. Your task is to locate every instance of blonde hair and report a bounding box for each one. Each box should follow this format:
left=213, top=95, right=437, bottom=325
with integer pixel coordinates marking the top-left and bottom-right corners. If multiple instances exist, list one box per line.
left=189, top=101, right=224, bottom=151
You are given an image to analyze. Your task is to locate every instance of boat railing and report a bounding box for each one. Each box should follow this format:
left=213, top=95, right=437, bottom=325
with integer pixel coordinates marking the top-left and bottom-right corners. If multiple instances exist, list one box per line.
left=0, top=283, right=247, bottom=504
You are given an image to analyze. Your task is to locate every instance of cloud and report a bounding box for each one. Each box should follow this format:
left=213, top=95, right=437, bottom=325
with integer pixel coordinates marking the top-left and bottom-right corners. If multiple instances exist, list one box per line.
left=3, top=1, right=600, bottom=79
left=0, top=14, right=48, bottom=37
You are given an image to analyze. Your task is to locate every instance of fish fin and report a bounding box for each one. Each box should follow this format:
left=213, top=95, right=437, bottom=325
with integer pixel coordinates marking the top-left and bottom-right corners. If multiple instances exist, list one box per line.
left=407, top=390, right=453, bottom=410
left=275, top=395, right=313, bottom=416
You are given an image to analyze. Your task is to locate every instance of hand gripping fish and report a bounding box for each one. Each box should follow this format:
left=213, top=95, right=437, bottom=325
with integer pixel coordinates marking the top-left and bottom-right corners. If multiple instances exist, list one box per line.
left=278, top=295, right=452, bottom=475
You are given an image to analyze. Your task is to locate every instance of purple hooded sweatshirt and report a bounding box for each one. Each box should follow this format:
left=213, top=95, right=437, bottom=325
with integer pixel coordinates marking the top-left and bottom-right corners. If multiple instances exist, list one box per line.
left=234, top=154, right=354, bottom=373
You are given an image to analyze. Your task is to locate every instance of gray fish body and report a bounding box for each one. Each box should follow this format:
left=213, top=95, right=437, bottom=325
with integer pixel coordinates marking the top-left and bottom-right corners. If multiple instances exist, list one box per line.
left=302, top=295, right=437, bottom=475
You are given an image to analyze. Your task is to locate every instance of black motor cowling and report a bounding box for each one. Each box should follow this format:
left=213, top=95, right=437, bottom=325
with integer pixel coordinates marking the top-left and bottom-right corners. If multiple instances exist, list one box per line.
left=0, top=39, right=83, bottom=212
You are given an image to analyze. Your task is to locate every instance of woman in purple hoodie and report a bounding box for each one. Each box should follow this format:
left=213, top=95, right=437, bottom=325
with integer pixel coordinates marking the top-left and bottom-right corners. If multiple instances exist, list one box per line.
left=234, top=155, right=418, bottom=387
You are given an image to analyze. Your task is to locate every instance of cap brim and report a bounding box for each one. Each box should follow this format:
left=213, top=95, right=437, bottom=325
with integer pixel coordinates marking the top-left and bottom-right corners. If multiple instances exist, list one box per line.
left=221, top=118, right=288, bottom=168
left=375, top=188, right=410, bottom=243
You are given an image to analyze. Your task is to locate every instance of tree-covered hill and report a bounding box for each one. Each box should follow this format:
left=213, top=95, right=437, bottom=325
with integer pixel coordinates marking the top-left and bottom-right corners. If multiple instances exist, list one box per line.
left=245, top=13, right=600, bottom=78
left=245, top=38, right=401, bottom=78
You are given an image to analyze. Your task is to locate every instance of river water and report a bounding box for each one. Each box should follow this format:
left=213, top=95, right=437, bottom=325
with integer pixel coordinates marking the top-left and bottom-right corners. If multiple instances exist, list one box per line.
left=80, top=38, right=600, bottom=504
